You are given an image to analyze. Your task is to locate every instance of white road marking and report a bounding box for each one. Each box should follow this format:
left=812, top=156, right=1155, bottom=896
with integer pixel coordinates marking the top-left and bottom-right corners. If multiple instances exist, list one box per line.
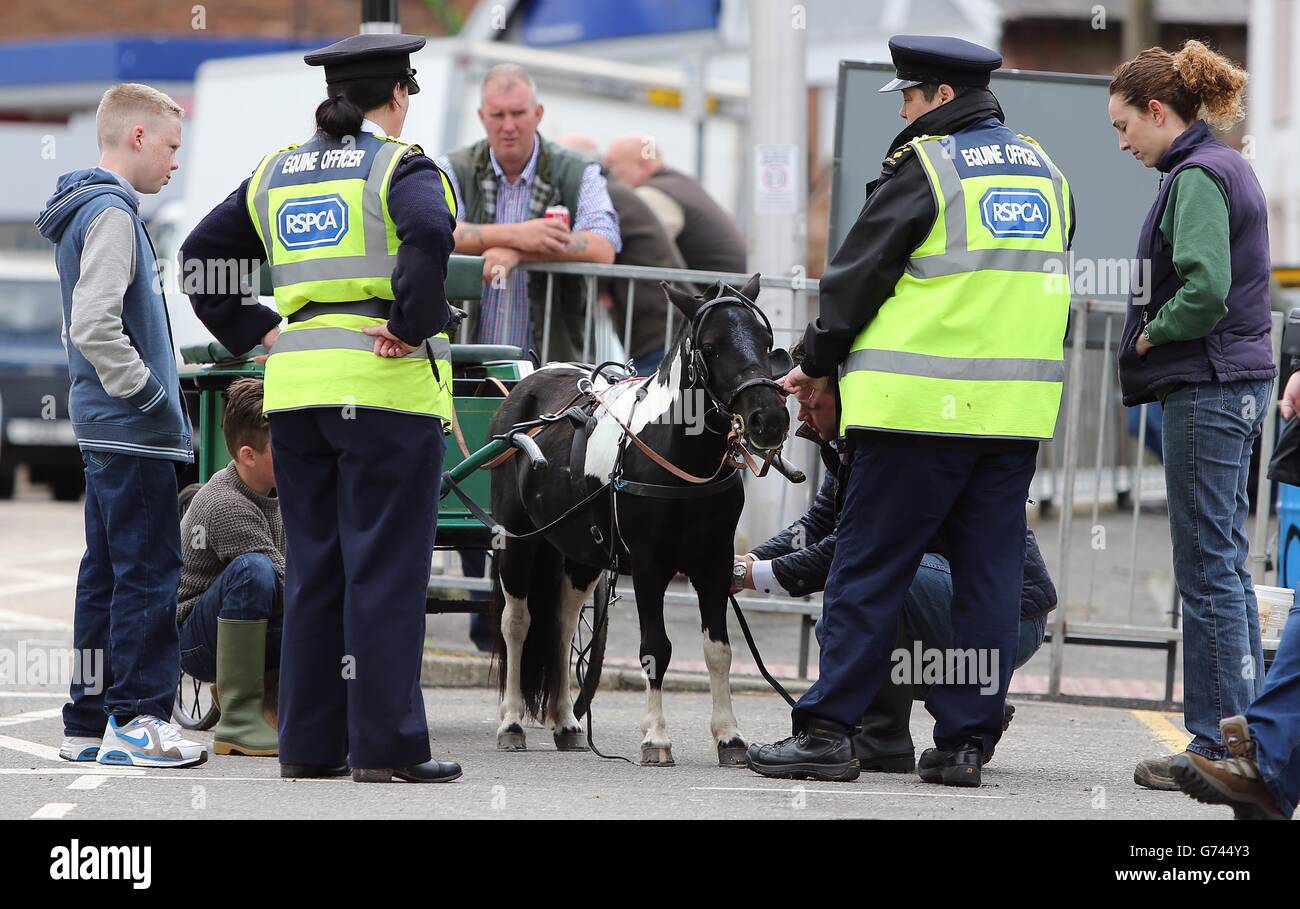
left=0, top=767, right=142, bottom=777
left=691, top=785, right=1007, bottom=800
left=0, top=707, right=63, bottom=727
left=0, top=692, right=67, bottom=699
left=0, top=578, right=77, bottom=598
left=0, top=733, right=63, bottom=762
left=31, top=802, right=76, bottom=818
left=67, top=775, right=107, bottom=790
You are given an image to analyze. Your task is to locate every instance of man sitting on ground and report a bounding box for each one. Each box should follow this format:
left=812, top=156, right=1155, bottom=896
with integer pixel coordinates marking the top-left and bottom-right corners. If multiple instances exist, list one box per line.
left=734, top=344, right=1056, bottom=772
left=176, top=377, right=283, bottom=757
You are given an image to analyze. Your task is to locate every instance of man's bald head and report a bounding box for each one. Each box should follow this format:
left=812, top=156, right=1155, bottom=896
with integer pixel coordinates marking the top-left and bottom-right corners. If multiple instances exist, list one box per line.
left=553, top=133, right=600, bottom=157
left=604, top=132, right=664, bottom=187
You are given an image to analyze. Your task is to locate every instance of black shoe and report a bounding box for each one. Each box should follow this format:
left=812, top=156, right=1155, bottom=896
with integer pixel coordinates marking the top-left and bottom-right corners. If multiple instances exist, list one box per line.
left=280, top=762, right=350, bottom=779
left=1003, top=703, right=1015, bottom=732
left=353, top=759, right=463, bottom=783
left=746, top=718, right=860, bottom=783
left=918, top=739, right=984, bottom=787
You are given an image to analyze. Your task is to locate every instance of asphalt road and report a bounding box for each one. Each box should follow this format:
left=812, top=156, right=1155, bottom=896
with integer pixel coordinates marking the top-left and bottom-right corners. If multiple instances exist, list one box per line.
left=0, top=475, right=1228, bottom=820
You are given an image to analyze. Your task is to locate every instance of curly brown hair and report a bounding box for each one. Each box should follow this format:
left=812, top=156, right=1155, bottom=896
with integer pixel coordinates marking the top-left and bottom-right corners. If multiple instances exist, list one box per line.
left=1109, top=39, right=1248, bottom=131
left=222, top=378, right=269, bottom=458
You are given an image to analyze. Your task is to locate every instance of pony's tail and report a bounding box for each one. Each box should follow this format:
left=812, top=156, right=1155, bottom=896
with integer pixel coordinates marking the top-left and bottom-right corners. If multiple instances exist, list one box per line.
left=490, top=544, right=566, bottom=721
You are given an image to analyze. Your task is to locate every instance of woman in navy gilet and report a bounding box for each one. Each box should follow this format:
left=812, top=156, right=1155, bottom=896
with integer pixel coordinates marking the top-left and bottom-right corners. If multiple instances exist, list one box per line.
left=1108, top=41, right=1276, bottom=793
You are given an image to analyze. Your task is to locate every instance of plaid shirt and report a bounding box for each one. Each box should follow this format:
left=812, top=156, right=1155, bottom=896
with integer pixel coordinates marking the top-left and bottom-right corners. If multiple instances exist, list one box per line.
left=436, top=140, right=621, bottom=350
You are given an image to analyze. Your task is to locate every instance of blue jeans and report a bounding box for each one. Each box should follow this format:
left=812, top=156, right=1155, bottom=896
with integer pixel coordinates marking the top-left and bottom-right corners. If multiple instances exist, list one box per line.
left=814, top=553, right=1048, bottom=687
left=1162, top=379, right=1271, bottom=758
left=632, top=348, right=666, bottom=377
left=63, top=450, right=183, bottom=736
left=178, top=553, right=283, bottom=683
left=1247, top=603, right=1300, bottom=817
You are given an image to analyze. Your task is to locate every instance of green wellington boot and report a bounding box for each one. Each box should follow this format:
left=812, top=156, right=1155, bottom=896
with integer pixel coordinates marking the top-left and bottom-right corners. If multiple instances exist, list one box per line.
left=212, top=618, right=280, bottom=757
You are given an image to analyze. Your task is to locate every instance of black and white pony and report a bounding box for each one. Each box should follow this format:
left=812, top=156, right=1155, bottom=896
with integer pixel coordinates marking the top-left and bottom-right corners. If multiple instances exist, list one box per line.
left=486, top=274, right=790, bottom=766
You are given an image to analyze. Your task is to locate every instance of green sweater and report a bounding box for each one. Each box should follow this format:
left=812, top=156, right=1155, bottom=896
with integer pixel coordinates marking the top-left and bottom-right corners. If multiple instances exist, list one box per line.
left=1143, top=165, right=1232, bottom=346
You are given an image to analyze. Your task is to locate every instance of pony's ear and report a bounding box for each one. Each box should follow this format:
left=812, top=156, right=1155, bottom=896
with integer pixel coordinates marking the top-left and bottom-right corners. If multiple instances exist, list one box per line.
left=739, top=272, right=762, bottom=303
left=660, top=281, right=701, bottom=321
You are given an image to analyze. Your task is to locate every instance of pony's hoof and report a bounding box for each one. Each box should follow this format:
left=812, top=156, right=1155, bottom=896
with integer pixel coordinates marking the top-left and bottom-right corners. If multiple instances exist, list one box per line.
left=497, top=725, right=526, bottom=752
left=717, top=740, right=749, bottom=767
left=640, top=743, right=675, bottom=767
left=553, top=729, right=588, bottom=752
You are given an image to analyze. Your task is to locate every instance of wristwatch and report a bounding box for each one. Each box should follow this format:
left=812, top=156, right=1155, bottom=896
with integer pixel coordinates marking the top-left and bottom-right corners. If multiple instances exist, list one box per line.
left=732, top=562, right=748, bottom=585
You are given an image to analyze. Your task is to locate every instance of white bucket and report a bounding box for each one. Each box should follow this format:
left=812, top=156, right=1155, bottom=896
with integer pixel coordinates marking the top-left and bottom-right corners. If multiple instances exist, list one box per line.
left=1255, top=585, right=1293, bottom=642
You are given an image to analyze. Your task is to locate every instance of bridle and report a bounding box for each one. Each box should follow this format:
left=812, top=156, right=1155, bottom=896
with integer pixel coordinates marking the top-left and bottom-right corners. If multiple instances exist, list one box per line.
left=680, top=288, right=789, bottom=445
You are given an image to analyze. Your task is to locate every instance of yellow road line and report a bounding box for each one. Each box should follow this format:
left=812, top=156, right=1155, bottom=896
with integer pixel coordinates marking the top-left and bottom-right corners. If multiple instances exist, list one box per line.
left=1129, top=709, right=1190, bottom=753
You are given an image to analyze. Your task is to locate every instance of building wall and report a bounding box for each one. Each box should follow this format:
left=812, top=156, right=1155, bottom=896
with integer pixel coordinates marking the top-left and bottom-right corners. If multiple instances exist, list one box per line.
left=0, top=0, right=474, bottom=40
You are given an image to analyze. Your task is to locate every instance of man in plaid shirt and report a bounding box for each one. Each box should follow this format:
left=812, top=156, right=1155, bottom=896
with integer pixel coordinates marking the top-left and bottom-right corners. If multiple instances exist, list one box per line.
left=437, top=64, right=620, bottom=361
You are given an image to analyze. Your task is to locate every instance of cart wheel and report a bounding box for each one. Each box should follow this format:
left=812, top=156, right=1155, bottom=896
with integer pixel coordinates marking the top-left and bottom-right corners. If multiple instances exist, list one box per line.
left=571, top=572, right=611, bottom=720
left=174, top=670, right=220, bottom=731
left=179, top=482, right=203, bottom=520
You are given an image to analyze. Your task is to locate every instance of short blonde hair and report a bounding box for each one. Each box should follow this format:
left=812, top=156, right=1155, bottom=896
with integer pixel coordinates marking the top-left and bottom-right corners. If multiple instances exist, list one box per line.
left=95, top=83, right=183, bottom=150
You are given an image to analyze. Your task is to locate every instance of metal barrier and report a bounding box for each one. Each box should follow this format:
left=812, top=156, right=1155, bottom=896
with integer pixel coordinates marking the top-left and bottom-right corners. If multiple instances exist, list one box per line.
left=435, top=257, right=1288, bottom=698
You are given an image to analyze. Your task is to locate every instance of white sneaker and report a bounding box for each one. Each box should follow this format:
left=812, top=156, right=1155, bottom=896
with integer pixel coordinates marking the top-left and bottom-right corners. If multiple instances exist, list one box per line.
left=59, top=736, right=101, bottom=762
left=97, top=715, right=208, bottom=768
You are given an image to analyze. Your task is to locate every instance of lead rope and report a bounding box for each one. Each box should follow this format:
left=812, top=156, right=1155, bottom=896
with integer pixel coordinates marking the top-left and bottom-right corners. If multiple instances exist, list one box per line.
left=574, top=569, right=633, bottom=764
left=728, top=593, right=797, bottom=708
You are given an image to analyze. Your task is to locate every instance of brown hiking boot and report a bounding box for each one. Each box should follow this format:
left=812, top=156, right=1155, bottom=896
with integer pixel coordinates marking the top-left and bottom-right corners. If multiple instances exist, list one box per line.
left=1219, top=715, right=1255, bottom=761
left=1170, top=752, right=1286, bottom=820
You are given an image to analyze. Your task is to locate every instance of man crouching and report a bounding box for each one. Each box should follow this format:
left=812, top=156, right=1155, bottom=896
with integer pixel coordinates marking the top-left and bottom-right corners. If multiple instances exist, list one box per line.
left=176, top=378, right=283, bottom=756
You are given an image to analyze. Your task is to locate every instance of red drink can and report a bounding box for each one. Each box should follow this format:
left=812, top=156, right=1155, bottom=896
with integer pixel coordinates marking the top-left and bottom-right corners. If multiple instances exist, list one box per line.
left=544, top=204, right=570, bottom=227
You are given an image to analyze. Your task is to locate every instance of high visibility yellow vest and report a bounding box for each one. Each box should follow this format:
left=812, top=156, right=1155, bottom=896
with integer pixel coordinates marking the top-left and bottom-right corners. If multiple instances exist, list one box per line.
left=246, top=131, right=458, bottom=424
left=839, top=124, right=1073, bottom=440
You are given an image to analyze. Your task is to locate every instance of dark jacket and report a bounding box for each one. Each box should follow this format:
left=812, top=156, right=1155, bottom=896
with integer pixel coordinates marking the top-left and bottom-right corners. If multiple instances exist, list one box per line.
left=642, top=166, right=747, bottom=274
left=1117, top=119, right=1275, bottom=405
left=602, top=175, right=678, bottom=358
left=801, top=90, right=1076, bottom=380
left=750, top=427, right=1057, bottom=619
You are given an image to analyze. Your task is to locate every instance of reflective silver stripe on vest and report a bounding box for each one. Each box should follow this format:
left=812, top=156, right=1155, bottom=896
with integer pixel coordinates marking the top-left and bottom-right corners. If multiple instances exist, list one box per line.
left=843, top=348, right=1065, bottom=383
left=270, top=328, right=452, bottom=360
left=253, top=139, right=404, bottom=286
left=907, top=137, right=1068, bottom=280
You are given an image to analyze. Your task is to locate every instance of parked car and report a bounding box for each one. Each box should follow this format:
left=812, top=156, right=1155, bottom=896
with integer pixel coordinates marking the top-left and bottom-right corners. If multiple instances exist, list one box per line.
left=0, top=258, right=82, bottom=500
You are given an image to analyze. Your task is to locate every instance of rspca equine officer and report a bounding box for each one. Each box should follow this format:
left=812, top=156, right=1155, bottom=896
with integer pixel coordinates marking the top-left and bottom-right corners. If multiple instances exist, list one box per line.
left=180, top=34, right=462, bottom=783
left=747, top=36, right=1075, bottom=787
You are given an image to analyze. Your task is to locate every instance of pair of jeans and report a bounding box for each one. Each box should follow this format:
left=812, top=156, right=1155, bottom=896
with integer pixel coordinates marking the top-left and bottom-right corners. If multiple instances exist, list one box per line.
left=177, top=553, right=284, bottom=683
left=1161, top=379, right=1271, bottom=758
left=63, top=450, right=183, bottom=736
left=814, top=553, right=1048, bottom=689
left=1247, top=602, right=1300, bottom=817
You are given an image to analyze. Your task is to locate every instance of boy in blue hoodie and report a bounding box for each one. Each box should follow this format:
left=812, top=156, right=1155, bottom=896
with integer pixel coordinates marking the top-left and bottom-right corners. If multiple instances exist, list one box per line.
left=35, top=83, right=206, bottom=768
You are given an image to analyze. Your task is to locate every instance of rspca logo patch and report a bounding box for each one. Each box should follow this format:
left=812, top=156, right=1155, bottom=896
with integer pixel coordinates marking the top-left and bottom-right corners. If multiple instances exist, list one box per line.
left=978, top=188, right=1051, bottom=239
left=277, top=194, right=349, bottom=250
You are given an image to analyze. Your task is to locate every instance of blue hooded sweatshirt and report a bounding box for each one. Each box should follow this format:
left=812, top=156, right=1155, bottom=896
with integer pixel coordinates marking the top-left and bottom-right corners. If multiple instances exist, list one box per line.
left=35, top=168, right=193, bottom=462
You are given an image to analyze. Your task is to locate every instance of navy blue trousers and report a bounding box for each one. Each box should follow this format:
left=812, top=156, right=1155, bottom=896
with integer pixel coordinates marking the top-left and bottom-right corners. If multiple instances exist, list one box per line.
left=269, top=407, right=444, bottom=770
left=793, top=431, right=1036, bottom=755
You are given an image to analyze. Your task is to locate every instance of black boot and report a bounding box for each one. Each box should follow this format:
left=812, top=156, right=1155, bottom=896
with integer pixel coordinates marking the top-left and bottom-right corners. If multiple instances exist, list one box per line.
left=918, top=738, right=985, bottom=787
left=281, top=762, right=350, bottom=779
left=746, top=718, right=860, bottom=783
left=852, top=677, right=915, bottom=772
